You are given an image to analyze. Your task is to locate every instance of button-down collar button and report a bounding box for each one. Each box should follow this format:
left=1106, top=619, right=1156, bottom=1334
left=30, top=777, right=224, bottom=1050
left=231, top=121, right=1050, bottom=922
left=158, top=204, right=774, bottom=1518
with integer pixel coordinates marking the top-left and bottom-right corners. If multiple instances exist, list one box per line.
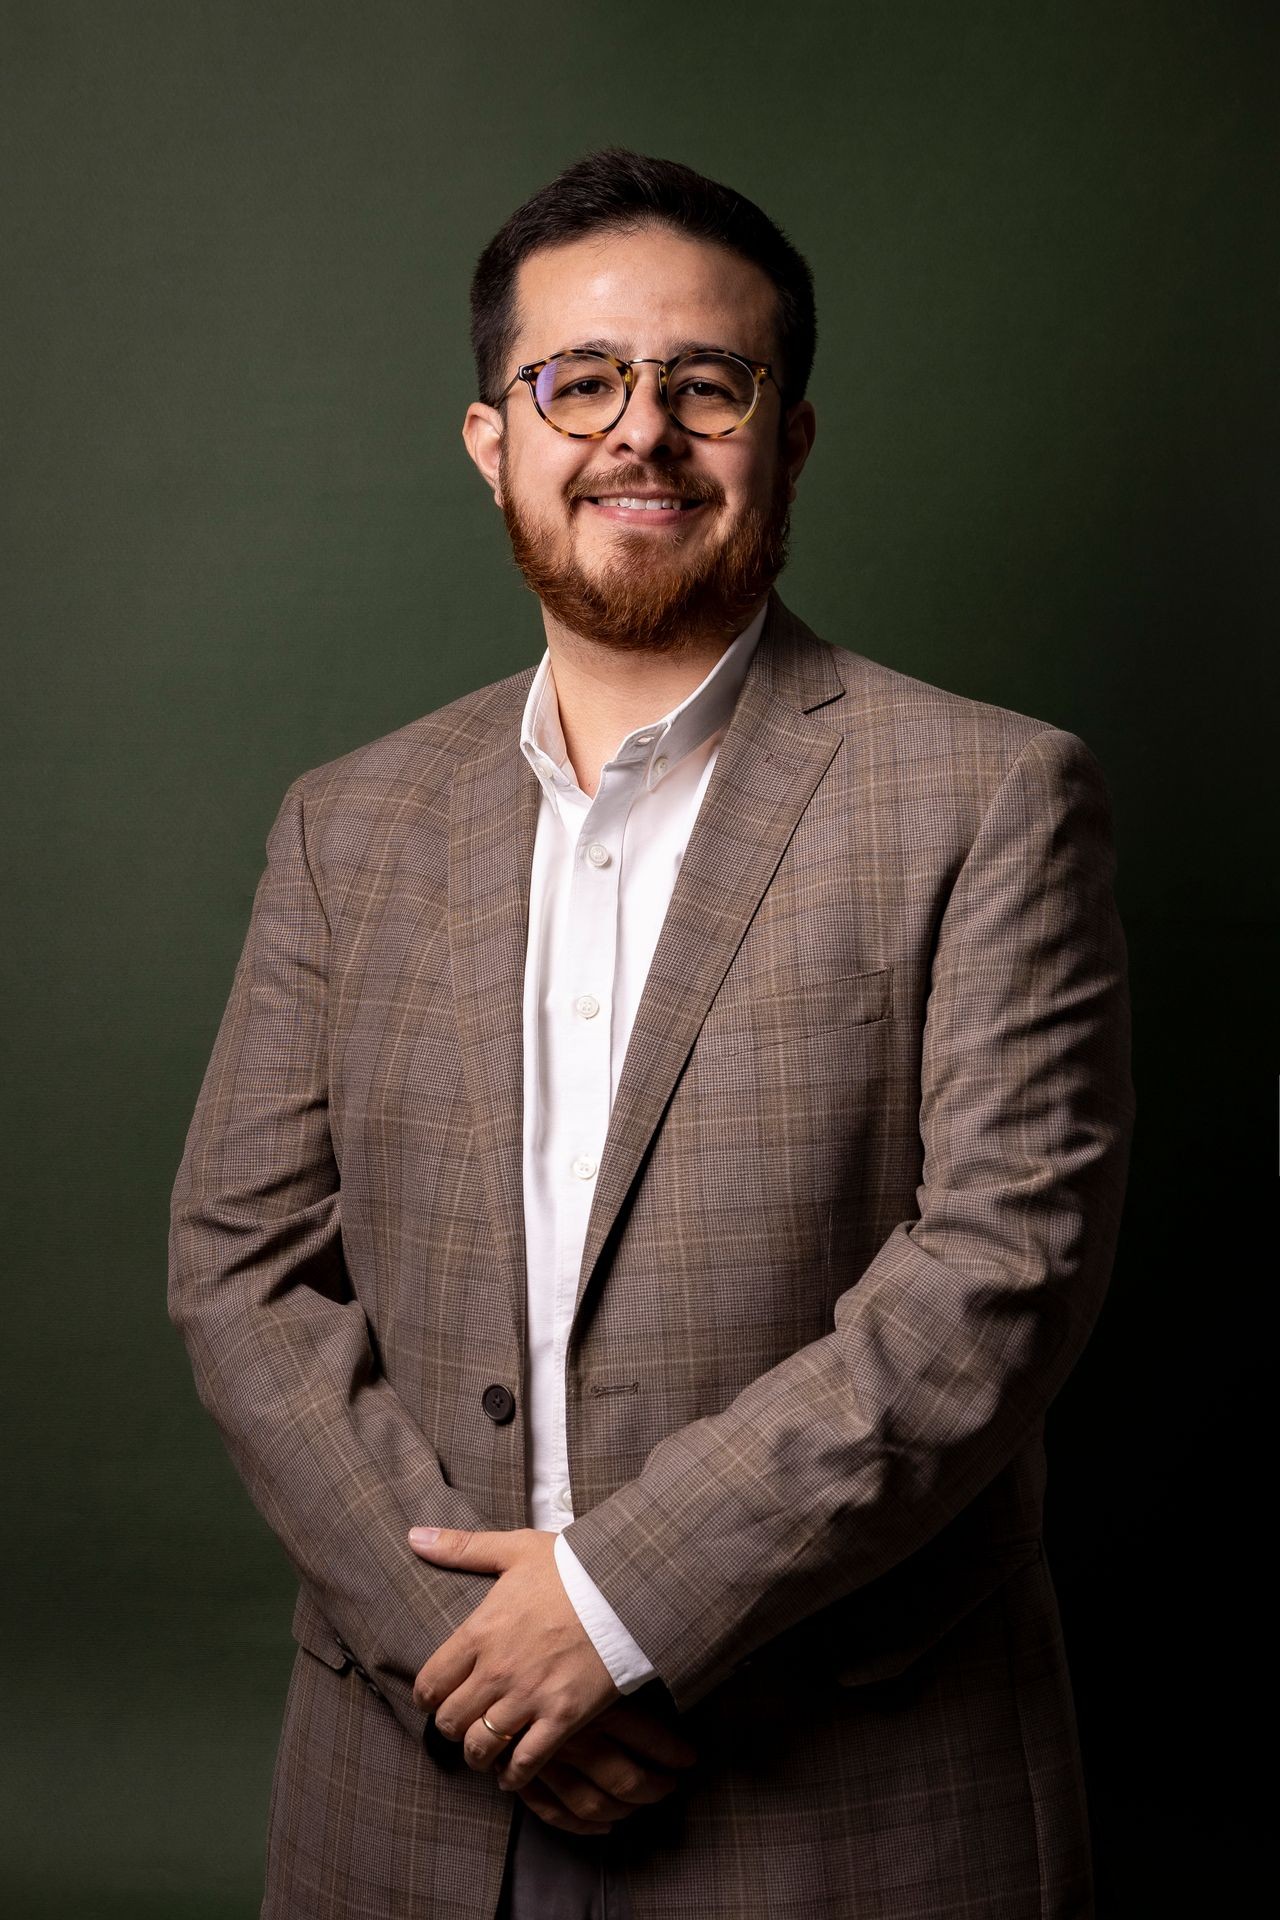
left=574, top=993, right=600, bottom=1019
left=571, top=1154, right=597, bottom=1180
left=585, top=841, right=611, bottom=868
left=652, top=756, right=668, bottom=780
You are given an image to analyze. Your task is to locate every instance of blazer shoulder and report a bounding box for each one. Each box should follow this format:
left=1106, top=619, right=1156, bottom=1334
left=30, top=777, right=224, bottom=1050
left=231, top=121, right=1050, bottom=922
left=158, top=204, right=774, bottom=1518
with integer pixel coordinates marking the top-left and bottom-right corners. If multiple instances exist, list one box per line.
left=827, top=642, right=1058, bottom=753
left=820, top=638, right=1110, bottom=792
left=260, top=663, right=537, bottom=908
left=283, top=661, right=537, bottom=816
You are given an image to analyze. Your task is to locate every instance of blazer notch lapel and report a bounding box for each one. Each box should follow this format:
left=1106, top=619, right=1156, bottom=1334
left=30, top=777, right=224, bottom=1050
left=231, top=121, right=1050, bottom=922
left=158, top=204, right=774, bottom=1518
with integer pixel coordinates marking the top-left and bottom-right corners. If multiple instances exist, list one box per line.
left=447, top=736, right=541, bottom=1337
left=572, top=624, right=846, bottom=1320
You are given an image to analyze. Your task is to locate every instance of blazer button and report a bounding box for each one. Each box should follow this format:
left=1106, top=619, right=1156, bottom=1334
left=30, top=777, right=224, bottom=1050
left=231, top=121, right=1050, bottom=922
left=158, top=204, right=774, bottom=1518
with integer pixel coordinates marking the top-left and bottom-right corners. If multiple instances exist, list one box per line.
left=482, top=1383, right=515, bottom=1424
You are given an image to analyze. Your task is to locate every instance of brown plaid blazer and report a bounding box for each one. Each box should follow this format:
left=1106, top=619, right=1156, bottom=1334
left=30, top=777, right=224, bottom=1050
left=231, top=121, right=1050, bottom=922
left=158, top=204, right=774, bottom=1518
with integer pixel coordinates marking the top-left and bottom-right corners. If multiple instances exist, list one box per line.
left=168, top=588, right=1135, bottom=1919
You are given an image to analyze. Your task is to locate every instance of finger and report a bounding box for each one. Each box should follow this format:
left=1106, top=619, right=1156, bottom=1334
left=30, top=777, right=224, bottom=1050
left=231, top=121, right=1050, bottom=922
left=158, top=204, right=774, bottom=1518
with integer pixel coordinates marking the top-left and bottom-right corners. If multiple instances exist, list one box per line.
left=593, top=1701, right=699, bottom=1770
left=500, top=1711, right=575, bottom=1793
left=407, top=1526, right=530, bottom=1573
left=517, top=1776, right=613, bottom=1838
left=555, top=1731, right=680, bottom=1806
left=410, top=1528, right=529, bottom=1574
left=413, top=1644, right=478, bottom=1717
left=408, top=1525, right=477, bottom=1561
left=462, top=1699, right=533, bottom=1775
left=431, top=1685, right=530, bottom=1769
left=534, top=1756, right=636, bottom=1824
left=428, top=1675, right=516, bottom=1747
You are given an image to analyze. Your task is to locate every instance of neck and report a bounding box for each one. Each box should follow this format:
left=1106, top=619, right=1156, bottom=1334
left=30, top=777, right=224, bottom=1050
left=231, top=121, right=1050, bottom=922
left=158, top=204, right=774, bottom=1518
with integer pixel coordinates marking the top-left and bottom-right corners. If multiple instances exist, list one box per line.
left=540, top=600, right=764, bottom=800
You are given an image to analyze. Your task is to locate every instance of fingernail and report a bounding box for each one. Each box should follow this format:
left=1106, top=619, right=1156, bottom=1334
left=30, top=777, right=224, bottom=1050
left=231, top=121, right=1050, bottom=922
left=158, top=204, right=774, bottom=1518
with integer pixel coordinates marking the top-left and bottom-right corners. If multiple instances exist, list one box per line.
left=409, top=1527, right=440, bottom=1545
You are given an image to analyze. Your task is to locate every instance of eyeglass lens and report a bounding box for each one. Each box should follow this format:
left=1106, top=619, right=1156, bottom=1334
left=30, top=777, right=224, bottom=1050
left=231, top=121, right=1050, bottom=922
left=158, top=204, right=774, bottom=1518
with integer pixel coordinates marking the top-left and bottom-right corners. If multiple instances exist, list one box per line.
left=532, top=353, right=758, bottom=434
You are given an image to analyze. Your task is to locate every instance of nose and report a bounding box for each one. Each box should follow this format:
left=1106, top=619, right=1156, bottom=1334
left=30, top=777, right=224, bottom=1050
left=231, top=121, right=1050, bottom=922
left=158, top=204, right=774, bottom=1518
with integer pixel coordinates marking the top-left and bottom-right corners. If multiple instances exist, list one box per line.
left=601, top=363, right=690, bottom=463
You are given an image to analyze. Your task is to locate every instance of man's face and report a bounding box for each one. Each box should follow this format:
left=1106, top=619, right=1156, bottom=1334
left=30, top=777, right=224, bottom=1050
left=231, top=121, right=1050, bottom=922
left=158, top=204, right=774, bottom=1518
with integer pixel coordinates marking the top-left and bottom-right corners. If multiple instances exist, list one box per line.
left=463, top=224, right=816, bottom=654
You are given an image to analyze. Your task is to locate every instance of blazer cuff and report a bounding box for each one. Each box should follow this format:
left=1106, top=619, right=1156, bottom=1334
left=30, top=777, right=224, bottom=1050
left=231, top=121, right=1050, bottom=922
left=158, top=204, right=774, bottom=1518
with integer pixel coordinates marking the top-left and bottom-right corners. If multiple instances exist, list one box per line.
left=553, top=1529, right=658, bottom=1695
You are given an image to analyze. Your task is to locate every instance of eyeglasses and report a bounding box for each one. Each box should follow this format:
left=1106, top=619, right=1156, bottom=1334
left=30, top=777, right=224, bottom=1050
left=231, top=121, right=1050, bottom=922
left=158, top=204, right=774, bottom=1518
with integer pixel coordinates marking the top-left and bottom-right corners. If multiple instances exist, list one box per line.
left=497, top=348, right=776, bottom=439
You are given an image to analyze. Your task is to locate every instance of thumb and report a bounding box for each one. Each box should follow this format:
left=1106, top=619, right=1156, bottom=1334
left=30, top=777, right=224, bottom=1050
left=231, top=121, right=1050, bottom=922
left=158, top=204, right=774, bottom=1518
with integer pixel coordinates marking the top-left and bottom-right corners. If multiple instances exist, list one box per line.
left=406, top=1525, right=515, bottom=1571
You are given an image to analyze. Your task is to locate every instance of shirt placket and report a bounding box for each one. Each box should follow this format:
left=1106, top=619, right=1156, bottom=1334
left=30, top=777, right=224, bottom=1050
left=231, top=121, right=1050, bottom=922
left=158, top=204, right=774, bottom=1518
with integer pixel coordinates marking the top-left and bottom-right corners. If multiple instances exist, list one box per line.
left=544, top=757, right=641, bottom=1523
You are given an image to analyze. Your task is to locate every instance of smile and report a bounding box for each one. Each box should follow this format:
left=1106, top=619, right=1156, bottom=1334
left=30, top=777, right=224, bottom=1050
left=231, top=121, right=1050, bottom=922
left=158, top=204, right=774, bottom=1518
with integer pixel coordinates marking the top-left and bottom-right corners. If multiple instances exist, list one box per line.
left=585, top=496, right=708, bottom=522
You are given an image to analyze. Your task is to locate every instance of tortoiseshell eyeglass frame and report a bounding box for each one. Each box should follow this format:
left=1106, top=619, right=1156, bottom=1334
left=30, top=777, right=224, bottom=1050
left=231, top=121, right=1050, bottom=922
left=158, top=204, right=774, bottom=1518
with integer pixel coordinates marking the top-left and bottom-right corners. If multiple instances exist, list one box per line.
left=496, top=348, right=777, bottom=440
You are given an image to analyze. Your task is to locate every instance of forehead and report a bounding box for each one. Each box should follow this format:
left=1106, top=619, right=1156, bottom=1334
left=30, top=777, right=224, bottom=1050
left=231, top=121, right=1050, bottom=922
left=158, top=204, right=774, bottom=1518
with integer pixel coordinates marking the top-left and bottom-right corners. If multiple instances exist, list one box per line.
left=511, top=225, right=779, bottom=362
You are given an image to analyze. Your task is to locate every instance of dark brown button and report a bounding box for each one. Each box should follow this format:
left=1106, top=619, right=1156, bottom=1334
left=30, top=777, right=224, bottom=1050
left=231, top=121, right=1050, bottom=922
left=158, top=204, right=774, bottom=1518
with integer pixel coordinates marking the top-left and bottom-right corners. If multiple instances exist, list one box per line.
left=482, top=1383, right=515, bottom=1424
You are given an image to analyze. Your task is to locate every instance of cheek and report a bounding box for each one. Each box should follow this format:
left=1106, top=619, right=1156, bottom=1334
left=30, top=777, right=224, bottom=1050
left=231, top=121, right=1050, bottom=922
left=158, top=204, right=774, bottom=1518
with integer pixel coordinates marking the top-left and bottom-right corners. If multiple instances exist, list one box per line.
left=510, top=472, right=576, bottom=534
left=504, top=431, right=579, bottom=507
left=717, top=450, right=771, bottom=510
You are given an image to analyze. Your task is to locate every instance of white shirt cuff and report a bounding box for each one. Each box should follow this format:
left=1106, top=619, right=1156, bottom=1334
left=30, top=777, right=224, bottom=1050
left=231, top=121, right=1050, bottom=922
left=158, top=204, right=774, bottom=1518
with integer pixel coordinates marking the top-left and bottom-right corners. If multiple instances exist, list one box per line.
left=553, top=1530, right=659, bottom=1695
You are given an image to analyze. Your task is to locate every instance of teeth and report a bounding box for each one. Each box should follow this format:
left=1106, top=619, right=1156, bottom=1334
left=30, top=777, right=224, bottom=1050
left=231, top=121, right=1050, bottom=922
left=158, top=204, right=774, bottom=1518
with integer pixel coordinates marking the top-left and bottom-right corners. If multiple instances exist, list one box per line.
left=595, top=497, right=691, bottom=510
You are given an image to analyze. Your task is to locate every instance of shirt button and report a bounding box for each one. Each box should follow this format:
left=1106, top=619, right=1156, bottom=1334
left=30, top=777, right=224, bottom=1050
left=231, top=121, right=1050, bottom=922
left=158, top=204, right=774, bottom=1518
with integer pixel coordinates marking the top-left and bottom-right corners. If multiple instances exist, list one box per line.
left=574, top=993, right=600, bottom=1019
left=571, top=1154, right=597, bottom=1180
left=585, top=841, right=611, bottom=868
left=652, top=756, right=668, bottom=779
left=558, top=1485, right=574, bottom=1511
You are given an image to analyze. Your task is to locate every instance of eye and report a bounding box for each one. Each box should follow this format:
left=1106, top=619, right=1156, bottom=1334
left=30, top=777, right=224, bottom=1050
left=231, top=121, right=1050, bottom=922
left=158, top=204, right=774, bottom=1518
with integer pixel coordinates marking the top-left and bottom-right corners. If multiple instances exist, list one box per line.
left=674, top=378, right=734, bottom=401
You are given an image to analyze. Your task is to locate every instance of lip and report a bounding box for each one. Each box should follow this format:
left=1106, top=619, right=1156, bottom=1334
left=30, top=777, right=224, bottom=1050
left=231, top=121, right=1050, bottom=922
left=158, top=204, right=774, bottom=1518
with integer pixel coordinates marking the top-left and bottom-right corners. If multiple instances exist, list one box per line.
left=581, top=497, right=710, bottom=526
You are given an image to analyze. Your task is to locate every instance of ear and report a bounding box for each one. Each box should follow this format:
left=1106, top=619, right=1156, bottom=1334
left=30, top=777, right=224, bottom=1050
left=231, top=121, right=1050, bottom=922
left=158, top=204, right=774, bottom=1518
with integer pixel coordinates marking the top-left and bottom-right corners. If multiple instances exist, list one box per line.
left=463, top=402, right=506, bottom=507
left=781, top=399, right=817, bottom=503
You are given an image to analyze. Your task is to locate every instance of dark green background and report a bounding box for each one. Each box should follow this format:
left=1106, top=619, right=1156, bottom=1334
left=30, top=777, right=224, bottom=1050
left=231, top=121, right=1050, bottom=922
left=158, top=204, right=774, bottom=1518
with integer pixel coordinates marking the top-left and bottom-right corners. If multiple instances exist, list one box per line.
left=3, top=2, right=1270, bottom=1911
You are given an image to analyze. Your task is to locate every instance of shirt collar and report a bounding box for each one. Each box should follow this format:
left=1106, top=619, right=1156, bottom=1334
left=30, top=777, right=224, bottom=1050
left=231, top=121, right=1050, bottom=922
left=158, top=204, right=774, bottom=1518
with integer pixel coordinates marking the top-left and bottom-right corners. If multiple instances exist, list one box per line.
left=519, top=598, right=768, bottom=802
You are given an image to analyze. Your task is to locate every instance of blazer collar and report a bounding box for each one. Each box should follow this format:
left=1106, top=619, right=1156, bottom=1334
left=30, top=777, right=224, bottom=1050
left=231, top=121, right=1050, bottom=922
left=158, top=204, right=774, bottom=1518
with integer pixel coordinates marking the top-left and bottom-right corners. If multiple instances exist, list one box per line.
left=518, top=597, right=770, bottom=808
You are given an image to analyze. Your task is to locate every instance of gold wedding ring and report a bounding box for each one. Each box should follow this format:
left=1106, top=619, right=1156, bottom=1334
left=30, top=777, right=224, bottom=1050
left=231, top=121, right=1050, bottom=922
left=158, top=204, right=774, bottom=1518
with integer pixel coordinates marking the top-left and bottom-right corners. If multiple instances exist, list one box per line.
left=481, top=1712, right=516, bottom=1742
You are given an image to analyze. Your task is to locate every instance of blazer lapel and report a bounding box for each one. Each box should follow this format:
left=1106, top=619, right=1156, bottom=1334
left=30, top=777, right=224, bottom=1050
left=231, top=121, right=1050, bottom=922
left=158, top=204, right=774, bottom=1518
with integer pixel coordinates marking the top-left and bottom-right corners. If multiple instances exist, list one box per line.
left=445, top=595, right=848, bottom=1346
left=573, top=592, right=847, bottom=1320
left=447, top=702, right=541, bottom=1342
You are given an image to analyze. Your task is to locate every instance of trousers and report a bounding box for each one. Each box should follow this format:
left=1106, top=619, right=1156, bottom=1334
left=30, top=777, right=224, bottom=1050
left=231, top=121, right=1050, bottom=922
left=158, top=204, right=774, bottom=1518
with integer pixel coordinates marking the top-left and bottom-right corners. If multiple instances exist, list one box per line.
left=494, top=1797, right=636, bottom=1920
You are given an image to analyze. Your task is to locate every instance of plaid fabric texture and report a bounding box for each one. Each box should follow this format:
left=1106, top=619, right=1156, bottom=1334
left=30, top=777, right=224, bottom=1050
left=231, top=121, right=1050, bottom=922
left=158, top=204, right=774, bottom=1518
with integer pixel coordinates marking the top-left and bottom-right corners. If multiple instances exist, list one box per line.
left=169, top=589, right=1135, bottom=1917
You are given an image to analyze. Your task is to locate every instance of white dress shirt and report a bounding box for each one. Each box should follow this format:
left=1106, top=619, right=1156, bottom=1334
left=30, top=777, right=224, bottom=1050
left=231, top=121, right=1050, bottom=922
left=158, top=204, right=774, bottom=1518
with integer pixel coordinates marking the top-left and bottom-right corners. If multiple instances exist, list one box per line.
left=518, top=599, right=768, bottom=1694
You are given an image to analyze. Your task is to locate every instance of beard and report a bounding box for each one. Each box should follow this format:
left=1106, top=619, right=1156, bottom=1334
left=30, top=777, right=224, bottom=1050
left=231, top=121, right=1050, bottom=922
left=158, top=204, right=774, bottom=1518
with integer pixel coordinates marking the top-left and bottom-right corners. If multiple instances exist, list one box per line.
left=498, top=445, right=792, bottom=656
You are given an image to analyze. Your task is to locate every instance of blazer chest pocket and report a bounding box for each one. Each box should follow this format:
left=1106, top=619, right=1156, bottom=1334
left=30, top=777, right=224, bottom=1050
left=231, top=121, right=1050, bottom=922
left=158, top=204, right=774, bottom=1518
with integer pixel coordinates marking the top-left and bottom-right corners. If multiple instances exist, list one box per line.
left=698, top=964, right=894, bottom=1054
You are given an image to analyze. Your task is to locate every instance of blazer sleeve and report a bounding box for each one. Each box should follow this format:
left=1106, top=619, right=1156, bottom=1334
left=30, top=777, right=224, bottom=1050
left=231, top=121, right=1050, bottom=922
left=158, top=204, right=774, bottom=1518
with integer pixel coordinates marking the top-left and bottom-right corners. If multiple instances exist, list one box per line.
left=167, top=775, right=494, bottom=1748
left=560, top=726, right=1137, bottom=1713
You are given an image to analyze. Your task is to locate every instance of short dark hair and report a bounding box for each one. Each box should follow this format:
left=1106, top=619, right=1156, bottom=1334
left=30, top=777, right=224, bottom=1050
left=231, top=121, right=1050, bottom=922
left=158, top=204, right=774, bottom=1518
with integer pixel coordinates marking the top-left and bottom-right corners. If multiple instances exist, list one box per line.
left=469, top=148, right=816, bottom=411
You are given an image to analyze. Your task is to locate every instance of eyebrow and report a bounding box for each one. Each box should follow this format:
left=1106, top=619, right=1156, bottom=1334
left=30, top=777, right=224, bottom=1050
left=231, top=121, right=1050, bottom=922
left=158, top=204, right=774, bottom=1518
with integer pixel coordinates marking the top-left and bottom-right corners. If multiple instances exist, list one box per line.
left=564, top=338, right=758, bottom=361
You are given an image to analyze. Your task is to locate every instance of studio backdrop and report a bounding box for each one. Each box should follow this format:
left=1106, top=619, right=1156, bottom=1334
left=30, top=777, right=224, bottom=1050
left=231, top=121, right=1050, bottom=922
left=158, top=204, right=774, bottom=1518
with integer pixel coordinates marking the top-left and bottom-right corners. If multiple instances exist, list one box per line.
left=3, top=2, right=1269, bottom=1913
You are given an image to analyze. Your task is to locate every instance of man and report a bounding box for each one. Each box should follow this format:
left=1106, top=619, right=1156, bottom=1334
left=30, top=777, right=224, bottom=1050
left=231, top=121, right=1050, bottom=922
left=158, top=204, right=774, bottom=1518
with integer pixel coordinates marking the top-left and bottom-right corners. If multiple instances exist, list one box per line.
left=169, top=148, right=1135, bottom=1920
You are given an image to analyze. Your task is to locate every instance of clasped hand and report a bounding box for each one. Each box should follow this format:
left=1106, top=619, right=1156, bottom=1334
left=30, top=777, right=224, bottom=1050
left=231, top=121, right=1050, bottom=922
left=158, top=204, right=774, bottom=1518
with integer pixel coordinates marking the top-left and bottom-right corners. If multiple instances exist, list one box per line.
left=408, top=1525, right=697, bottom=1833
